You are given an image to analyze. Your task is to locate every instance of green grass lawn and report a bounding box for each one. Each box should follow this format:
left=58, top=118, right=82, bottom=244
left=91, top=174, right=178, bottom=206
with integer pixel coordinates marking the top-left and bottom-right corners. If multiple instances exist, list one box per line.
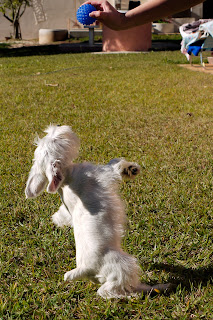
left=0, top=50, right=212, bottom=319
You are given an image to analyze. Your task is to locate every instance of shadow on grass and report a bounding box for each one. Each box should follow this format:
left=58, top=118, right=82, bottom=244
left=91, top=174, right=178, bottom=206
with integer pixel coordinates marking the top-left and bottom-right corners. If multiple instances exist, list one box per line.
left=152, top=263, right=213, bottom=291
left=0, top=40, right=181, bottom=58
left=0, top=42, right=102, bottom=57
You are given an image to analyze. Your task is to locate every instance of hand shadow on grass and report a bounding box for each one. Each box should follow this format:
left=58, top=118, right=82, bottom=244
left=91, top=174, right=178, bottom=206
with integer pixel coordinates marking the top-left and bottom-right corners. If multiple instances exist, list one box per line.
left=151, top=263, right=213, bottom=291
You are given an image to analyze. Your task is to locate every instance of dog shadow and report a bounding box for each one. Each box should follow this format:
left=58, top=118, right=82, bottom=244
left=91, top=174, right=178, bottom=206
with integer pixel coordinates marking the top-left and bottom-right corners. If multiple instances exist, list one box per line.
left=151, top=262, right=213, bottom=292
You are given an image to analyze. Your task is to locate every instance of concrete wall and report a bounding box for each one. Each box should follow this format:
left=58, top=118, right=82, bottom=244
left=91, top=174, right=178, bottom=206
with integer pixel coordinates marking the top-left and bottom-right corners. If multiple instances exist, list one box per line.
left=0, top=0, right=204, bottom=40
left=0, top=0, right=84, bottom=40
left=191, top=4, right=203, bottom=19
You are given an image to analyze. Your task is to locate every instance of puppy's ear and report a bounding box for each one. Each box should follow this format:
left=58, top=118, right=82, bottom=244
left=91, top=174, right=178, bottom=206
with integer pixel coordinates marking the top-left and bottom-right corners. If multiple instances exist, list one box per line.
left=46, top=160, right=64, bottom=194
left=25, top=169, right=47, bottom=198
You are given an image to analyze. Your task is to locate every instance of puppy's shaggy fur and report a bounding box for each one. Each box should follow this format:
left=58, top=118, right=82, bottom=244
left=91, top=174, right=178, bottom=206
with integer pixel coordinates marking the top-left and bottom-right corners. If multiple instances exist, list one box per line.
left=25, top=125, right=170, bottom=298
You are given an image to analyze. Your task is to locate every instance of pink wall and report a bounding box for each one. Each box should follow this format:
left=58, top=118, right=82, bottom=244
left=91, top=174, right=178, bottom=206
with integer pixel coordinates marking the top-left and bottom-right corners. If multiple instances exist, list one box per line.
left=102, top=23, right=152, bottom=52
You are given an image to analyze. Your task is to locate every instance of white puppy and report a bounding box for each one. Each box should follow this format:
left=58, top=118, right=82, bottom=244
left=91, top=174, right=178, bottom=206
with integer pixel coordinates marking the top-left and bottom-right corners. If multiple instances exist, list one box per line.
left=25, top=125, right=170, bottom=298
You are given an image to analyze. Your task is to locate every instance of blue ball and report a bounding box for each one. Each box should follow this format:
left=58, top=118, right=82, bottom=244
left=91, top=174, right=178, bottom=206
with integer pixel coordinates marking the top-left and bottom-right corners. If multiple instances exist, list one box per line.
left=76, top=4, right=96, bottom=25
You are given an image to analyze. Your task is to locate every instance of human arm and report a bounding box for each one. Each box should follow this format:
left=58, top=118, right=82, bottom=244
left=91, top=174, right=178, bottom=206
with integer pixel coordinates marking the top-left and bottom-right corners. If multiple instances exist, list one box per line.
left=86, top=0, right=205, bottom=30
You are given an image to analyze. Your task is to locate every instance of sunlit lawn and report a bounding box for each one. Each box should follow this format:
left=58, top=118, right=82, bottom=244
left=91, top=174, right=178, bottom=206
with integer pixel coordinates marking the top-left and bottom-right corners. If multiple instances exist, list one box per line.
left=0, top=50, right=212, bottom=319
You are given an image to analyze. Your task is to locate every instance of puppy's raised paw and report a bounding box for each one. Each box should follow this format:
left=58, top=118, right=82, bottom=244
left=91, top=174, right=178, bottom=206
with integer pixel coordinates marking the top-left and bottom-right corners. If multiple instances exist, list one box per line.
left=122, top=162, right=141, bottom=179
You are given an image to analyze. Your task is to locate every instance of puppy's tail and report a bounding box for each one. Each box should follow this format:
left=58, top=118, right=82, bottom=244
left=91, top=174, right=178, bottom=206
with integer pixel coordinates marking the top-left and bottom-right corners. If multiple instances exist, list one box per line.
left=135, top=282, right=176, bottom=297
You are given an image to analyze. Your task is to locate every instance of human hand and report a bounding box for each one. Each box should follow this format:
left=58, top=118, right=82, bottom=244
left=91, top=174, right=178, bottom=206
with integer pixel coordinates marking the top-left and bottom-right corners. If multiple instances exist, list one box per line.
left=83, top=0, right=127, bottom=30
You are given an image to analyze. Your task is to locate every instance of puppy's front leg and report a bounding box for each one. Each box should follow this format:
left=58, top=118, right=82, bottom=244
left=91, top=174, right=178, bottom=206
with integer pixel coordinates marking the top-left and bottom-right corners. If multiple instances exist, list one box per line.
left=121, top=161, right=140, bottom=179
left=52, top=204, right=73, bottom=227
left=109, top=159, right=141, bottom=180
left=64, top=267, right=90, bottom=281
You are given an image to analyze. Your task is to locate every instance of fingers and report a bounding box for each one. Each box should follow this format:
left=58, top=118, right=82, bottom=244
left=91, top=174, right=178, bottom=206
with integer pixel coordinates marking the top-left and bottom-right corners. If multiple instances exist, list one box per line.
left=82, top=0, right=104, bottom=10
left=83, top=0, right=102, bottom=4
left=89, top=10, right=103, bottom=19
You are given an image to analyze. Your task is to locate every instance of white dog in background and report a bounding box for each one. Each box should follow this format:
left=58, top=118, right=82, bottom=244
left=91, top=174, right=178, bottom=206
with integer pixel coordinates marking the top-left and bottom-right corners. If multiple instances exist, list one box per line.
left=25, top=125, right=170, bottom=298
